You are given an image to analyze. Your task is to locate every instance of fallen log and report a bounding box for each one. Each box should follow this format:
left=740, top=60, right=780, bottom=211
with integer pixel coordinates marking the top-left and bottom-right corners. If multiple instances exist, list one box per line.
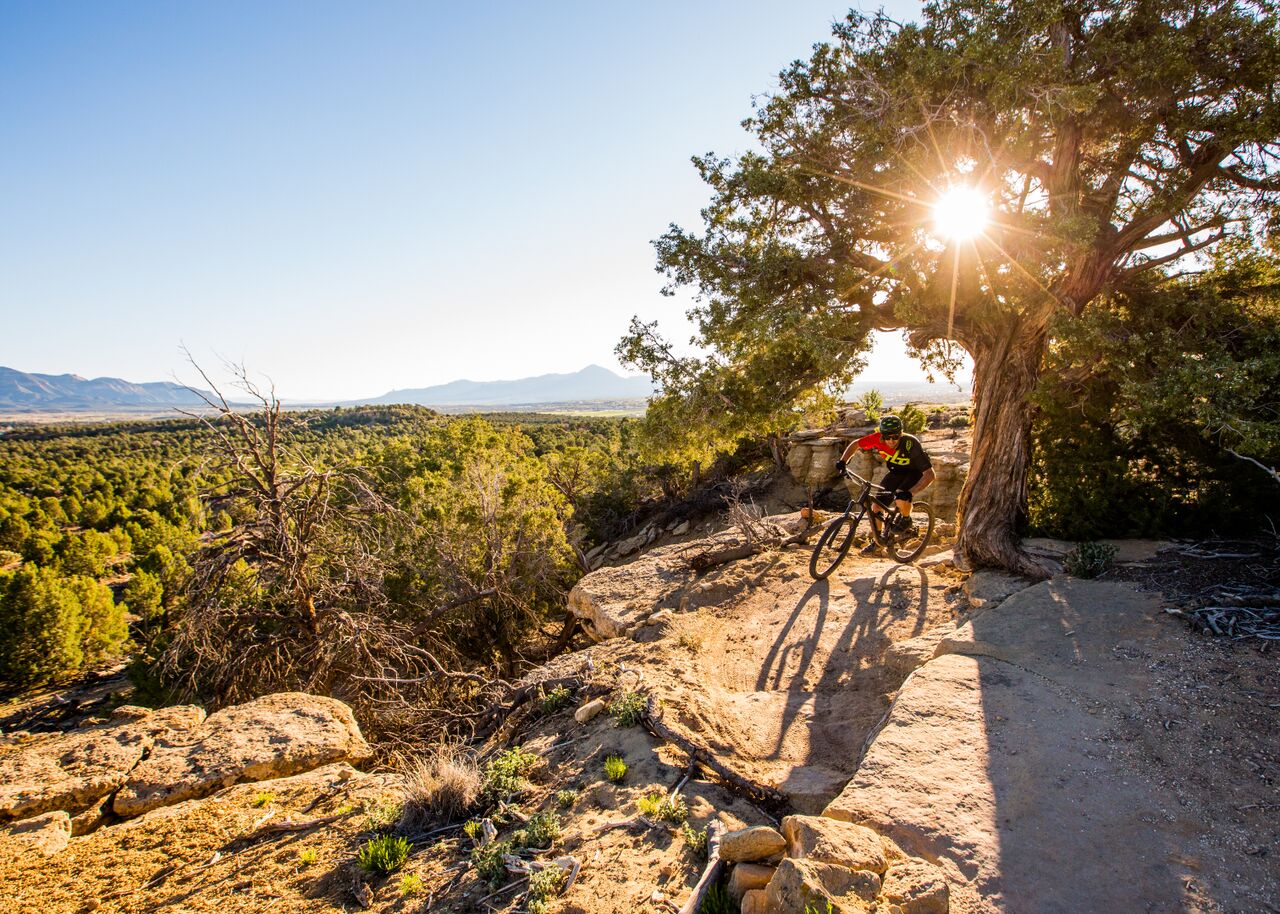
left=679, top=820, right=725, bottom=914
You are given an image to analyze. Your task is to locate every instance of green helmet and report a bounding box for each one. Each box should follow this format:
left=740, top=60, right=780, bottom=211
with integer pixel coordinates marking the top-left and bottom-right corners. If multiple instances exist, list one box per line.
left=879, top=415, right=904, bottom=436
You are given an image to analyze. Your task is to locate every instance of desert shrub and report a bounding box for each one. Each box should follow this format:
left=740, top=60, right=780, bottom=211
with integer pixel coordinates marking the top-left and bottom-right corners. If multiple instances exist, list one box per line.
left=857, top=390, right=885, bottom=423
left=399, top=873, right=424, bottom=896
left=513, top=811, right=561, bottom=848
left=539, top=684, right=573, bottom=715
left=481, top=746, right=539, bottom=804
left=609, top=691, right=648, bottom=727
left=899, top=403, right=928, bottom=436
left=948, top=413, right=970, bottom=430
left=462, top=819, right=484, bottom=843
left=526, top=866, right=568, bottom=914
left=356, top=834, right=410, bottom=877
left=603, top=755, right=628, bottom=783
left=638, top=791, right=688, bottom=824
left=398, top=745, right=481, bottom=832
left=681, top=822, right=709, bottom=859
left=554, top=789, right=579, bottom=809
left=364, top=800, right=403, bottom=831
left=297, top=848, right=318, bottom=866
left=471, top=839, right=514, bottom=885
left=1064, top=542, right=1117, bottom=579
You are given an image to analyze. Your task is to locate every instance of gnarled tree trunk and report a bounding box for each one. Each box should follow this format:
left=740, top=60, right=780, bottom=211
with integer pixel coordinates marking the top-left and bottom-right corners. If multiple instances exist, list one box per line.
left=955, top=322, right=1056, bottom=578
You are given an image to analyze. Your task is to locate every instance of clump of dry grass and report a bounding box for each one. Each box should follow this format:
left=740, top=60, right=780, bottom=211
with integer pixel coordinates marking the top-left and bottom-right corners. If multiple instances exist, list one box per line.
left=397, top=744, right=482, bottom=833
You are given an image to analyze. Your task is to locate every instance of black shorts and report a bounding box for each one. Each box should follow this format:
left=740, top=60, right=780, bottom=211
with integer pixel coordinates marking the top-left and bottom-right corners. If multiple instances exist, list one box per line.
left=875, top=469, right=923, bottom=506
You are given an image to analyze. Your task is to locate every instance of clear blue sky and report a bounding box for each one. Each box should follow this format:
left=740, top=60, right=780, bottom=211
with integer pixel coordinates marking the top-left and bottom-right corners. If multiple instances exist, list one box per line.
left=1, top=0, right=947, bottom=400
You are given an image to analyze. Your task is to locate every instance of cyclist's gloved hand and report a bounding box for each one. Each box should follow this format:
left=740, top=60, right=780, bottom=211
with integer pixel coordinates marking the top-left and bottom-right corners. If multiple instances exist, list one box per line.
left=834, top=459, right=847, bottom=475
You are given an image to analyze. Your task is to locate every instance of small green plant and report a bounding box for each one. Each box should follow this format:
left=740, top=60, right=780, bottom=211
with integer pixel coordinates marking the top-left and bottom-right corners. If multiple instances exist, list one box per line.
left=526, top=866, right=568, bottom=914
left=363, top=799, right=403, bottom=830
left=513, top=811, right=561, bottom=849
left=699, top=882, right=736, bottom=914
left=1064, top=541, right=1117, bottom=578
left=555, top=788, right=579, bottom=809
left=803, top=901, right=836, bottom=914
left=399, top=872, right=425, bottom=896
left=539, top=684, right=573, bottom=715
left=948, top=413, right=971, bottom=429
left=470, top=838, right=514, bottom=886
left=603, top=754, right=628, bottom=783
left=481, top=745, right=539, bottom=803
left=462, top=818, right=484, bottom=843
left=251, top=790, right=275, bottom=808
left=356, top=834, right=410, bottom=877
left=609, top=691, right=648, bottom=727
left=681, top=821, right=708, bottom=860
left=857, top=389, right=885, bottom=422
left=676, top=629, right=702, bottom=653
left=637, top=791, right=688, bottom=824
left=297, top=848, right=319, bottom=866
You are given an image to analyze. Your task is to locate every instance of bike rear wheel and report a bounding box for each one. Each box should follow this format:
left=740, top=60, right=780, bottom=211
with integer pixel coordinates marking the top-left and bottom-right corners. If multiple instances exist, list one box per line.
left=886, top=502, right=935, bottom=563
left=809, top=513, right=858, bottom=580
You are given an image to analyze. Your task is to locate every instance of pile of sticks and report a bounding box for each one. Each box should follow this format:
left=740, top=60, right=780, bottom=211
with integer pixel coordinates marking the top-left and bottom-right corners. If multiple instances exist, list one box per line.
left=1186, top=585, right=1280, bottom=641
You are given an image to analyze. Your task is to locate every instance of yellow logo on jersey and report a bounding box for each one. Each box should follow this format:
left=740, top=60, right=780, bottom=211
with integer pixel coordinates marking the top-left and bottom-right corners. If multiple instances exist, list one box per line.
left=886, top=440, right=913, bottom=466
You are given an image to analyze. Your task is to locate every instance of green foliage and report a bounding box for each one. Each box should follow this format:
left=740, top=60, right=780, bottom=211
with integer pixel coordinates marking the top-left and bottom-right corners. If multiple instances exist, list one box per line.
left=462, top=819, right=484, bottom=843
left=526, top=867, right=568, bottom=914
left=1031, top=258, right=1280, bottom=538
left=0, top=565, right=126, bottom=687
left=554, top=789, right=579, bottom=809
left=637, top=791, right=688, bottom=824
left=898, top=403, right=928, bottom=437
left=699, top=883, right=737, bottom=914
left=399, top=873, right=424, bottom=896
left=681, top=822, right=709, bottom=860
left=470, top=839, right=514, bottom=885
left=512, top=811, right=561, bottom=849
left=481, top=746, right=539, bottom=804
left=539, top=684, right=573, bottom=715
left=603, top=755, right=627, bottom=783
left=356, top=834, right=410, bottom=877
left=251, top=791, right=275, bottom=808
left=803, top=902, right=836, bottom=914
left=122, top=569, right=164, bottom=622
left=363, top=800, right=404, bottom=831
left=297, top=848, right=319, bottom=866
left=857, top=390, right=885, bottom=423
left=1064, top=543, right=1117, bottom=579
left=609, top=691, right=647, bottom=727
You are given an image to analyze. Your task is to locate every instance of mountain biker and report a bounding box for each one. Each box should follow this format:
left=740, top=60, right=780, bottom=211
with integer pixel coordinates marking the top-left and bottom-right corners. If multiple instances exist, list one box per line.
left=834, top=415, right=935, bottom=555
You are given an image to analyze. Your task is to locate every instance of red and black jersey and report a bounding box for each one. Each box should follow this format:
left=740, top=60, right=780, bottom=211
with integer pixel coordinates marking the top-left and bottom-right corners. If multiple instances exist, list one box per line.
left=855, top=432, right=933, bottom=473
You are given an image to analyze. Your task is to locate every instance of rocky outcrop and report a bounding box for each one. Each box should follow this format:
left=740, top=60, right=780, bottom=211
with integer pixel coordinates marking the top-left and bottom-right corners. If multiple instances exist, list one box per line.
left=0, top=704, right=204, bottom=824
left=113, top=692, right=371, bottom=818
left=720, top=825, right=786, bottom=863
left=824, top=579, right=1226, bottom=913
left=765, top=857, right=882, bottom=913
left=568, top=513, right=809, bottom=642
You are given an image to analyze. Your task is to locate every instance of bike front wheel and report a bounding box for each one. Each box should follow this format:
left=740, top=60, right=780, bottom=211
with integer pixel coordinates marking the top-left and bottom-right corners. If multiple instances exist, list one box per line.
left=809, top=513, right=858, bottom=580
left=886, top=502, right=935, bottom=564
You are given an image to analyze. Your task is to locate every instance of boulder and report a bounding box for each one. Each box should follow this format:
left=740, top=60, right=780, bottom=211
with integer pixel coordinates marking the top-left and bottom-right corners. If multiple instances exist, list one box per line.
left=882, top=623, right=955, bottom=680
left=728, top=862, right=776, bottom=902
left=574, top=699, right=606, bottom=723
left=2, top=810, right=72, bottom=856
left=112, top=692, right=371, bottom=818
left=739, top=888, right=769, bottom=914
left=0, top=707, right=203, bottom=823
left=764, top=858, right=881, bottom=914
left=881, top=859, right=949, bottom=914
left=720, top=825, right=786, bottom=863
left=781, top=814, right=888, bottom=872
left=961, top=570, right=1031, bottom=612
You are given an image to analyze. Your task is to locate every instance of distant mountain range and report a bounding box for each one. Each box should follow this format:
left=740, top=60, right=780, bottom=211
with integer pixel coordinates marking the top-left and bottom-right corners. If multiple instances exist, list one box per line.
left=0, top=363, right=969, bottom=414
left=365, top=364, right=654, bottom=407
left=0, top=366, right=209, bottom=411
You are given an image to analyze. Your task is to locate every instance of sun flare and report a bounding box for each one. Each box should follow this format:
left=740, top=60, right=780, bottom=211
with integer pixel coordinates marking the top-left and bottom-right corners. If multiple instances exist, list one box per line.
left=933, top=186, right=989, bottom=241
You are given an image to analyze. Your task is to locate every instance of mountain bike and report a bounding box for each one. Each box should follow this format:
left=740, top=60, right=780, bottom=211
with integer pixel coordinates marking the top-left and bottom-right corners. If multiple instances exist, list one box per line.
left=808, top=469, right=936, bottom=580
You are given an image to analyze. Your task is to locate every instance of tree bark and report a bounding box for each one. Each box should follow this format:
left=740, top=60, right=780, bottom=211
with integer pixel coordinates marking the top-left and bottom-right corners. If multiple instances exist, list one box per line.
left=955, top=324, right=1056, bottom=579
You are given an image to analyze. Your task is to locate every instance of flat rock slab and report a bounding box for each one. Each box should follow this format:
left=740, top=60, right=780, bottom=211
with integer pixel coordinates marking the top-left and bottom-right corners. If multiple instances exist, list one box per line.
left=825, top=584, right=1223, bottom=914
left=0, top=706, right=204, bottom=824
left=113, top=692, right=371, bottom=818
left=1, top=810, right=71, bottom=856
left=962, top=571, right=1033, bottom=612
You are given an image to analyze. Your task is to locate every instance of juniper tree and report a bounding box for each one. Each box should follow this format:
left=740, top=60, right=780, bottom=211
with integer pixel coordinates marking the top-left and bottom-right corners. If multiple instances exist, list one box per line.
left=622, top=1, right=1280, bottom=574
